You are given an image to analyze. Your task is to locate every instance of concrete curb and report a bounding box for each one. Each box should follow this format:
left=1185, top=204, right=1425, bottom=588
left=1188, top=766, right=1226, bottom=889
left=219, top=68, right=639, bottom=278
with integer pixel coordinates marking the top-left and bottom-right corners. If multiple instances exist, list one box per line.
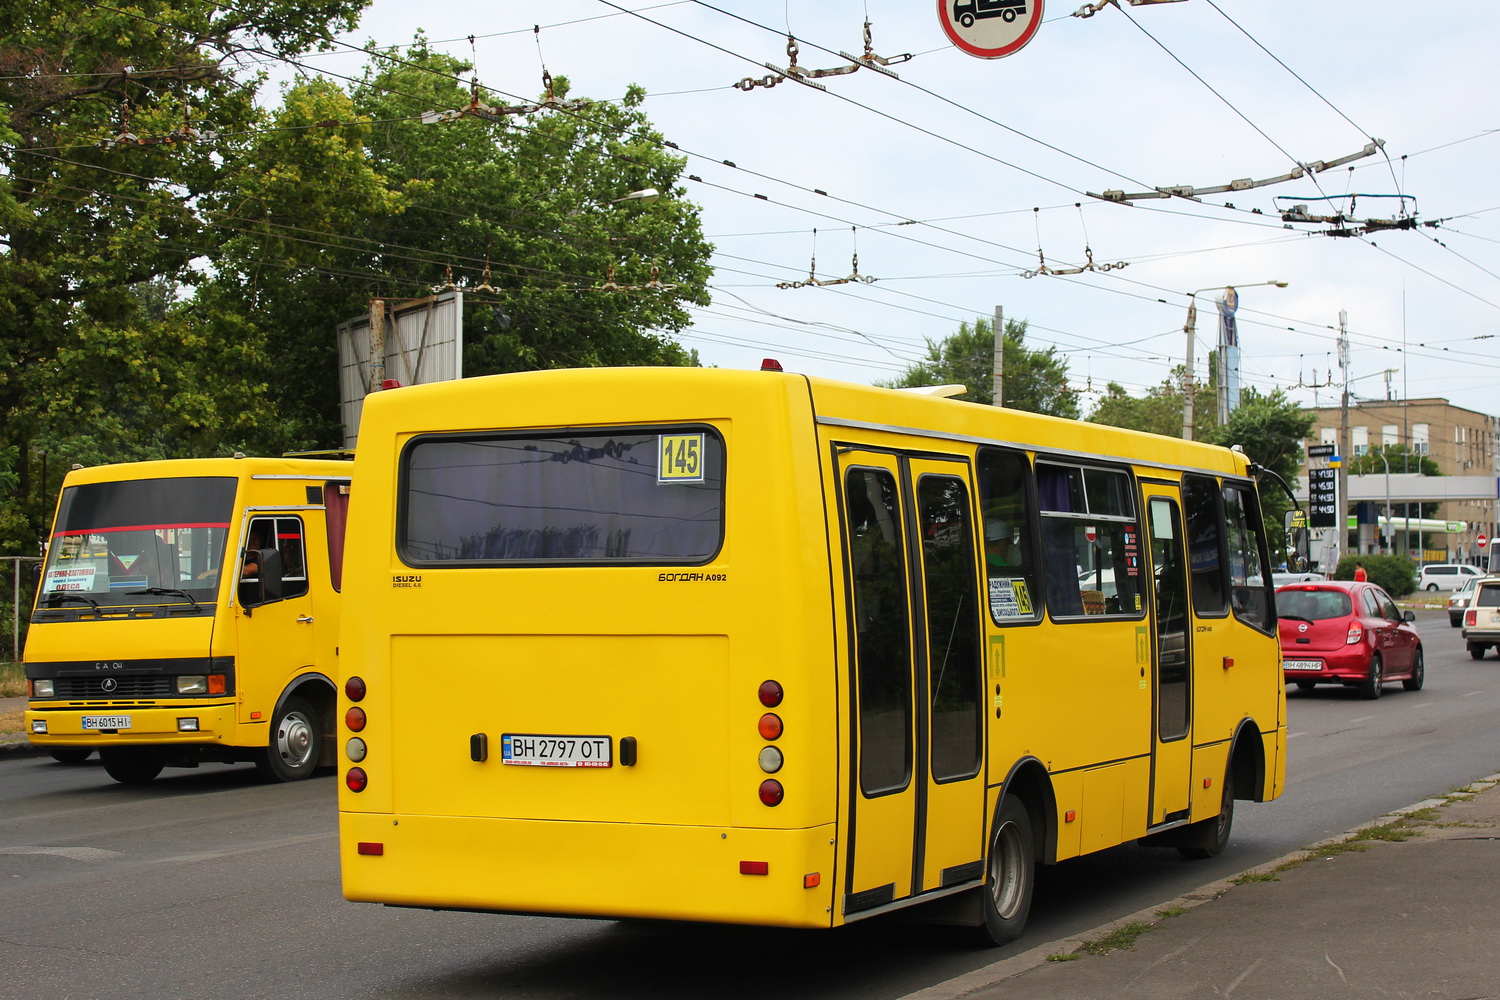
left=897, top=773, right=1500, bottom=1000
left=0, top=736, right=50, bottom=760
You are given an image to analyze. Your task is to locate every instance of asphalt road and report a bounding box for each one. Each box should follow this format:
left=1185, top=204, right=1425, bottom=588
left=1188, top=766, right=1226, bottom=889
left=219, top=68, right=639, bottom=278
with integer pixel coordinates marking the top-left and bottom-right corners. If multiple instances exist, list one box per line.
left=4, top=608, right=1498, bottom=1000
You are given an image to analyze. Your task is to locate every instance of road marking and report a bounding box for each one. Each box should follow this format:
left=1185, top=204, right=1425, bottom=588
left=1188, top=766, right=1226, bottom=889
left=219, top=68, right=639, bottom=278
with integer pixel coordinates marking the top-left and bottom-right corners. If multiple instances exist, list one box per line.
left=1287, top=731, right=1305, bottom=739
left=1350, top=716, right=1375, bottom=723
left=0, top=846, right=122, bottom=862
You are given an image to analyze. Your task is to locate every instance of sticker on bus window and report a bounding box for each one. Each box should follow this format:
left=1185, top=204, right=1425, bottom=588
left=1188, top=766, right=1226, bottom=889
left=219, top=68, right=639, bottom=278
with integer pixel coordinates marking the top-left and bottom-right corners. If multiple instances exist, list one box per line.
left=658, top=433, right=705, bottom=483
left=989, top=577, right=1033, bottom=618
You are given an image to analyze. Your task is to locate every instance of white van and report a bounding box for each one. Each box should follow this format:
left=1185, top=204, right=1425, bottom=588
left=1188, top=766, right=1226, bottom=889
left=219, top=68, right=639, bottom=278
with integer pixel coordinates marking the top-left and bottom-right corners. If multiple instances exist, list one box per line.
left=1417, top=563, right=1484, bottom=592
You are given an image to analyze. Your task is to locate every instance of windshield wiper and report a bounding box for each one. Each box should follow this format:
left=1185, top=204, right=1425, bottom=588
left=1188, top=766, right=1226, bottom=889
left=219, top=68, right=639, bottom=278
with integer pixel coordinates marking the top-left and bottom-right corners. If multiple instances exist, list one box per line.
left=125, top=587, right=202, bottom=611
left=44, top=593, right=100, bottom=610
left=1278, top=614, right=1312, bottom=623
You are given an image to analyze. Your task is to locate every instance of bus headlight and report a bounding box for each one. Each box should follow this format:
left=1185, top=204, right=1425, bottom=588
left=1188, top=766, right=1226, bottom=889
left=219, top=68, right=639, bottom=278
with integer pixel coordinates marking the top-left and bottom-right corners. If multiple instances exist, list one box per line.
left=32, top=679, right=54, bottom=698
left=177, top=718, right=200, bottom=732
left=176, top=676, right=208, bottom=695
left=31, top=719, right=48, bottom=734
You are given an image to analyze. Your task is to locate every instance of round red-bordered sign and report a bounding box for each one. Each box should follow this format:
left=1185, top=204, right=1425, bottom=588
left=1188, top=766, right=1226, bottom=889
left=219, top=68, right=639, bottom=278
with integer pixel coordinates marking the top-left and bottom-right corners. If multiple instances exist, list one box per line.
left=937, top=0, right=1045, bottom=60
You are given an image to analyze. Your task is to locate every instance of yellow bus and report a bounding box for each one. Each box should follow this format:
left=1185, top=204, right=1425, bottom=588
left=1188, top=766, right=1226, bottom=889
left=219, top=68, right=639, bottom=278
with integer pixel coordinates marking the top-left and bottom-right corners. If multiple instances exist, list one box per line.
left=336, top=366, right=1285, bottom=943
left=24, top=455, right=352, bottom=784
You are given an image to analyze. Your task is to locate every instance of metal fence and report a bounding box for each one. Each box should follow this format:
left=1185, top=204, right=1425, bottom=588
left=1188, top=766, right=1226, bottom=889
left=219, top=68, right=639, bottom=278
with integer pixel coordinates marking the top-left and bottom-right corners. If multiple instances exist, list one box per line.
left=3, top=556, right=41, bottom=662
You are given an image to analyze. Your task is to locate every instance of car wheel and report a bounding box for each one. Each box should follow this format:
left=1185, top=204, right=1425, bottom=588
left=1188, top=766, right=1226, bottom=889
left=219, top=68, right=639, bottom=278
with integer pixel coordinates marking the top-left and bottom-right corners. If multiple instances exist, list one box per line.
left=1359, top=653, right=1383, bottom=700
left=49, top=748, right=93, bottom=764
left=1425, top=583, right=1439, bottom=592
left=1179, top=774, right=1235, bottom=860
left=255, top=695, right=322, bottom=782
left=975, top=796, right=1035, bottom=945
left=1294, top=680, right=1316, bottom=692
left=1469, top=644, right=1486, bottom=660
left=100, top=748, right=164, bottom=785
left=1402, top=647, right=1425, bottom=691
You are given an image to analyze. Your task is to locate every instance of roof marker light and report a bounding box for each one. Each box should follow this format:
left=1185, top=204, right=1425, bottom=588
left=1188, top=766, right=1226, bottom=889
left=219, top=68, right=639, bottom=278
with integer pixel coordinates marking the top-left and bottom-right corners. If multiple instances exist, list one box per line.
left=760, top=358, right=783, bottom=371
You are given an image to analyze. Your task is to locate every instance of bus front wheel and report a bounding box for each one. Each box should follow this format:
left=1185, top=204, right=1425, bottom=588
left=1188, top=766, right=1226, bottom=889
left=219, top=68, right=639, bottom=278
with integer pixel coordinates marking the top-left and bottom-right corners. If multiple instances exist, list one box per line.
left=256, top=695, right=322, bottom=782
left=978, top=796, right=1035, bottom=945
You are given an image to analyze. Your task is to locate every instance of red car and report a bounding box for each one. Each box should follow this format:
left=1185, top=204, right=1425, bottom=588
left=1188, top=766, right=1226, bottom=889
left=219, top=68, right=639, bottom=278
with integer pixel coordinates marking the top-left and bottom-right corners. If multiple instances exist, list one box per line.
left=1277, top=581, right=1424, bottom=699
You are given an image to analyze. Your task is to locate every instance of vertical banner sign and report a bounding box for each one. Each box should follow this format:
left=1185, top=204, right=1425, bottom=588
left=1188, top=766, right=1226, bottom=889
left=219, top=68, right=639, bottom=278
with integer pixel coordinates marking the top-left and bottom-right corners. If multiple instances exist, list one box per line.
left=1306, top=444, right=1338, bottom=529
left=938, top=0, right=1045, bottom=59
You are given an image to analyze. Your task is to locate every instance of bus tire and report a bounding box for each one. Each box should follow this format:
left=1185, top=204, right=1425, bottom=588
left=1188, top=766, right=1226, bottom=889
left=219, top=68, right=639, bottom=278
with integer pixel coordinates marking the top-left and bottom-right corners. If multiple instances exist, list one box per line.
left=1178, top=775, right=1234, bottom=860
left=977, top=796, right=1035, bottom=945
left=100, top=748, right=163, bottom=785
left=50, top=748, right=93, bottom=764
left=256, top=695, right=321, bottom=782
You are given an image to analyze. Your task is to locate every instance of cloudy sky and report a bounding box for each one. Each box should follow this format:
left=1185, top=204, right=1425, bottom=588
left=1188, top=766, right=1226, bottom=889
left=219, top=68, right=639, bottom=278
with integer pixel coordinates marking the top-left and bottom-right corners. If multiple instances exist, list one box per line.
left=297, top=0, right=1499, bottom=418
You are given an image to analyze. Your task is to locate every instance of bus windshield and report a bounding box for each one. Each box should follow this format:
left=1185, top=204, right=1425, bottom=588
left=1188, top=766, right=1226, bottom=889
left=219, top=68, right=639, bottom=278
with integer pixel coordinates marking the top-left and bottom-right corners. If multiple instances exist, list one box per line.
left=39, top=477, right=237, bottom=605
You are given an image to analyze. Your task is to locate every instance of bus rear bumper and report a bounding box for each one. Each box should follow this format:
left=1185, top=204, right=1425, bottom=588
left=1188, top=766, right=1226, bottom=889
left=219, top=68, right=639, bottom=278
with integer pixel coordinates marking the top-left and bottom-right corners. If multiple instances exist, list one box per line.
left=339, top=812, right=839, bottom=929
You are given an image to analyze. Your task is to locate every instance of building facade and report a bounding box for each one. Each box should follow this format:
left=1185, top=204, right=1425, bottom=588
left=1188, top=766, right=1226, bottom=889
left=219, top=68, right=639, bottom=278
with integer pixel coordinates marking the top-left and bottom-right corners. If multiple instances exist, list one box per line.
left=1303, top=398, right=1498, bottom=565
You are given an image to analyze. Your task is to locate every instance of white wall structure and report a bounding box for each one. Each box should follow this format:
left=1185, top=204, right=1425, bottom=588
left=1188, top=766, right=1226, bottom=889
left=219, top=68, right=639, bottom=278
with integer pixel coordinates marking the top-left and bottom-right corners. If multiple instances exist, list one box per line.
left=337, top=290, right=463, bottom=448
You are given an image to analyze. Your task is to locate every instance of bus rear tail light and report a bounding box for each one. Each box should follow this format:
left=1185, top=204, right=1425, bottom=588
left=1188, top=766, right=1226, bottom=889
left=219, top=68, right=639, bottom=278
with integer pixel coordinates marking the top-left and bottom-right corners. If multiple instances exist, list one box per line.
left=739, top=861, right=768, bottom=875
left=758, top=713, right=783, bottom=741
left=758, top=680, right=783, bottom=707
left=346, top=767, right=368, bottom=792
left=345, top=676, right=366, bottom=702
left=758, top=779, right=784, bottom=806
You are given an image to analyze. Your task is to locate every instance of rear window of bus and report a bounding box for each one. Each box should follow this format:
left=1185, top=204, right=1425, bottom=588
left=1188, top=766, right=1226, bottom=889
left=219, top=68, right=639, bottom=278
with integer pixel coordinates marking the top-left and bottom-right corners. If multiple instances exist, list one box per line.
left=397, top=428, right=725, bottom=565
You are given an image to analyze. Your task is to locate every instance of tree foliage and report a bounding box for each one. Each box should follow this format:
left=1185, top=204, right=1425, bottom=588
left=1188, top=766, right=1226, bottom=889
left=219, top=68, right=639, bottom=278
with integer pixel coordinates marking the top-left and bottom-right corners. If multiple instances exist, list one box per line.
left=882, top=314, right=1078, bottom=418
left=1, top=13, right=714, bottom=555
left=1204, top=388, right=1315, bottom=558
left=1086, top=367, right=1216, bottom=440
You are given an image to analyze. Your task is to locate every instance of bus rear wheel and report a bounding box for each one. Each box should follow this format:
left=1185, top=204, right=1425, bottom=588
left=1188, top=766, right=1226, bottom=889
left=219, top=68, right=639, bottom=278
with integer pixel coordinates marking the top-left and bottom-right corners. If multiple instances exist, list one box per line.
left=977, top=796, right=1035, bottom=945
left=255, top=696, right=322, bottom=782
left=1178, top=775, right=1234, bottom=860
left=100, top=748, right=163, bottom=785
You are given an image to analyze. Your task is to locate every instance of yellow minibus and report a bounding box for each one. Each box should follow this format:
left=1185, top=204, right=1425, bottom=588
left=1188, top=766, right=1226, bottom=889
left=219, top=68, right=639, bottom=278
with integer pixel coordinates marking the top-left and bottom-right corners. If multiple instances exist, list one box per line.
left=24, top=455, right=351, bottom=783
left=337, top=366, right=1285, bottom=943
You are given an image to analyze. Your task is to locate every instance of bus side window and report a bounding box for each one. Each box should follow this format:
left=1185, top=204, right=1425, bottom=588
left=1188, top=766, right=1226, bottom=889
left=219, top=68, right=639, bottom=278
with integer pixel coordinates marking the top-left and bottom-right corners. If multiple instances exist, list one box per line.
left=976, top=448, right=1040, bottom=623
left=1222, top=484, right=1272, bottom=632
left=1036, top=462, right=1143, bottom=619
left=1183, top=475, right=1228, bottom=616
left=844, top=468, right=913, bottom=797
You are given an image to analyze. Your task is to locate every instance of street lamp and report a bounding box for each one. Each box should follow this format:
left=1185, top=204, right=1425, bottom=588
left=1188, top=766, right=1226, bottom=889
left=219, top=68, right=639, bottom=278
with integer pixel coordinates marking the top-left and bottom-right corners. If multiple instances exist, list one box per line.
left=1181, top=281, right=1288, bottom=440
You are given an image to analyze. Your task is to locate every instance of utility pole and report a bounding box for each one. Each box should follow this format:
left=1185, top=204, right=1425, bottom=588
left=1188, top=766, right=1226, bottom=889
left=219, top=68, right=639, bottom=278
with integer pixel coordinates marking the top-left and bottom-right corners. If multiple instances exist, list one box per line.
left=991, top=306, right=1004, bottom=407
left=368, top=298, right=386, bottom=394
left=1181, top=298, right=1197, bottom=440
left=1335, top=309, right=1350, bottom=570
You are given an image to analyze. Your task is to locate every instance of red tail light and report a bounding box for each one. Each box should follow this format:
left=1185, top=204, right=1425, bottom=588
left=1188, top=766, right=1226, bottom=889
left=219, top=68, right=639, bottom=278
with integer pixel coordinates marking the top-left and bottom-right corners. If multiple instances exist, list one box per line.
left=758, top=779, right=784, bottom=806
left=758, top=680, right=783, bottom=707
left=346, top=767, right=368, bottom=792
left=345, top=676, right=366, bottom=702
left=1346, top=625, right=1363, bottom=645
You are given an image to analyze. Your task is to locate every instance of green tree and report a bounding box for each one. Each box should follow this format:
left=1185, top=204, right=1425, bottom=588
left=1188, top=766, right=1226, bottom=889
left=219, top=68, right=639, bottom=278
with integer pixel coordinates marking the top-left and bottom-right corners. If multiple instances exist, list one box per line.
left=1087, top=367, right=1217, bottom=439
left=0, top=0, right=369, bottom=551
left=1347, top=443, right=1442, bottom=521
left=882, top=314, right=1078, bottom=418
left=1205, top=388, right=1315, bottom=559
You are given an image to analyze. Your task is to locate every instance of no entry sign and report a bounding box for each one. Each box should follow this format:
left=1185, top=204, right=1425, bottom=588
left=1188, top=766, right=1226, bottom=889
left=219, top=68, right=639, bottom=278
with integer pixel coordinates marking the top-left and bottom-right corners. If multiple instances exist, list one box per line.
left=938, top=0, right=1045, bottom=59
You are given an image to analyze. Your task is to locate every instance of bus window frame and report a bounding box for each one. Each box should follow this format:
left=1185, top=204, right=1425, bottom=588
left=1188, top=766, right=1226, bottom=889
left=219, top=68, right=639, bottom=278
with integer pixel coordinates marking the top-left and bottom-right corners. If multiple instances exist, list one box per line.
left=1035, top=457, right=1146, bottom=623
left=1220, top=479, right=1277, bottom=637
left=394, top=424, right=728, bottom=569
left=1182, top=473, right=1231, bottom=620
left=976, top=446, right=1044, bottom=628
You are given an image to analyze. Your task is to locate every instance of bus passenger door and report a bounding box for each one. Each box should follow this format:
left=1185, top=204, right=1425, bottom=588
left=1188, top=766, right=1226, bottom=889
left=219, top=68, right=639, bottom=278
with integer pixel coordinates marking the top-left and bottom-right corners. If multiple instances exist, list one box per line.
left=1144, top=490, right=1192, bottom=825
left=838, top=452, right=986, bottom=916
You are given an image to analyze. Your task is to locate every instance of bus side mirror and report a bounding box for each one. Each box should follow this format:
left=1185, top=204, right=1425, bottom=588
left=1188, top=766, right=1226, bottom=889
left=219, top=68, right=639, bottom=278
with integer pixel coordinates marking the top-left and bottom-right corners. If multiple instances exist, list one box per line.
left=1284, top=510, right=1310, bottom=573
left=239, top=548, right=285, bottom=613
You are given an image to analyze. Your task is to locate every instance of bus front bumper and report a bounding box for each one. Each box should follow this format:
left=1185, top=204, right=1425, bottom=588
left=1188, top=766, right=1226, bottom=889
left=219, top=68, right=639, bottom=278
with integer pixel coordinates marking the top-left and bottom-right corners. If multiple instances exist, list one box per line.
left=24, top=702, right=238, bottom=746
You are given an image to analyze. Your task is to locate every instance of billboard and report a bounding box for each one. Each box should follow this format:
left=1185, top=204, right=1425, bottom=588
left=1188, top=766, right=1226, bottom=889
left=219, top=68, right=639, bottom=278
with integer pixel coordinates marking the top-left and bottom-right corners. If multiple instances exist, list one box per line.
left=336, top=290, right=463, bottom=447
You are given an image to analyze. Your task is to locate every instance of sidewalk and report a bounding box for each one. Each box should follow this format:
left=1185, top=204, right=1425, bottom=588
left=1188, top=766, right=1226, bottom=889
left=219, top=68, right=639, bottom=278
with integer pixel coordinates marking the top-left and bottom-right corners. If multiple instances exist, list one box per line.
left=909, top=773, right=1500, bottom=1000
left=0, top=694, right=44, bottom=759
